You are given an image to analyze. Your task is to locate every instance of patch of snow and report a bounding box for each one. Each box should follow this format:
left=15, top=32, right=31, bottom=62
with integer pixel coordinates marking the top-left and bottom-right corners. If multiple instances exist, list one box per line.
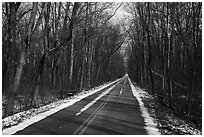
left=2, top=78, right=121, bottom=135
left=128, top=77, right=160, bottom=135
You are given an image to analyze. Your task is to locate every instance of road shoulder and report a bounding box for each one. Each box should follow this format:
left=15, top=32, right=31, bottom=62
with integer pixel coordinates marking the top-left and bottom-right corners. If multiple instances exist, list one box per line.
left=128, top=78, right=160, bottom=135
left=130, top=81, right=202, bottom=135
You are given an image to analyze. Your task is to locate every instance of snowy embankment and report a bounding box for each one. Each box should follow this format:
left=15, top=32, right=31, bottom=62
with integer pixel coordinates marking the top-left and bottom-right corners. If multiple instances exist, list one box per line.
left=2, top=78, right=121, bottom=135
left=128, top=77, right=160, bottom=135
left=129, top=80, right=202, bottom=135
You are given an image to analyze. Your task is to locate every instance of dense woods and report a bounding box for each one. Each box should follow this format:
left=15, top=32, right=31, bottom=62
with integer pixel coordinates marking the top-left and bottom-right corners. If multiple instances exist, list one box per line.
left=127, top=2, right=202, bottom=125
left=2, top=2, right=202, bottom=130
left=2, top=2, right=126, bottom=117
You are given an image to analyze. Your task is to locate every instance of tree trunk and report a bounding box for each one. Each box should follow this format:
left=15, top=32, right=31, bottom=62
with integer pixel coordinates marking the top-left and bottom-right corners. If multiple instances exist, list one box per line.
left=87, top=43, right=92, bottom=87
left=69, top=28, right=75, bottom=89
left=6, top=52, right=26, bottom=116
left=33, top=53, right=45, bottom=107
left=51, top=53, right=56, bottom=88
left=5, top=2, right=22, bottom=116
left=95, top=65, right=101, bottom=85
left=2, top=56, right=8, bottom=92
left=80, top=47, right=85, bottom=90
left=146, top=3, right=155, bottom=95
left=185, top=45, right=199, bottom=117
left=77, top=66, right=81, bottom=87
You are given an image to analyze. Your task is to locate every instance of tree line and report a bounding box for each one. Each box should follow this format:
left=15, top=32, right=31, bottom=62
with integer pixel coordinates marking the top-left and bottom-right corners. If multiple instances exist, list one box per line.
left=2, top=2, right=126, bottom=117
left=127, top=2, right=202, bottom=125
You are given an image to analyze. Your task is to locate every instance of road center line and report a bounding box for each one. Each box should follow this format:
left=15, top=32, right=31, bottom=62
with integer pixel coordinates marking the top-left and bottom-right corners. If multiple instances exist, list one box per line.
left=119, top=78, right=126, bottom=96
left=75, top=81, right=119, bottom=116
left=119, top=88, right=123, bottom=96
left=3, top=78, right=122, bottom=135
left=73, top=91, right=112, bottom=135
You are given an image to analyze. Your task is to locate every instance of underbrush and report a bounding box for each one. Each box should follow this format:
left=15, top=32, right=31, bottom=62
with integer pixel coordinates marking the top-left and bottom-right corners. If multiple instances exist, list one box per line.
left=133, top=83, right=202, bottom=135
left=2, top=88, right=81, bottom=119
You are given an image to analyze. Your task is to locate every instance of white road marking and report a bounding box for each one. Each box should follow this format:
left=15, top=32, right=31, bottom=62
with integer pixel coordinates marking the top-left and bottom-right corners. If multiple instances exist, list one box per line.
left=128, top=77, right=160, bottom=135
left=2, top=78, right=122, bottom=135
left=119, top=77, right=126, bottom=96
left=74, top=94, right=111, bottom=135
left=76, top=81, right=120, bottom=116
left=119, top=88, right=123, bottom=96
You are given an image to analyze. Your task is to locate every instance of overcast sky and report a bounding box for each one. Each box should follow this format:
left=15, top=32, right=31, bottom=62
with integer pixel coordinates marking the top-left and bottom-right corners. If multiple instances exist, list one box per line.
left=110, top=3, right=131, bottom=25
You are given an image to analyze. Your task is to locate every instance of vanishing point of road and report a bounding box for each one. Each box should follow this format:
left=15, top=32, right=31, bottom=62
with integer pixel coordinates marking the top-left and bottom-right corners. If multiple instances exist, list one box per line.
left=3, top=75, right=160, bottom=135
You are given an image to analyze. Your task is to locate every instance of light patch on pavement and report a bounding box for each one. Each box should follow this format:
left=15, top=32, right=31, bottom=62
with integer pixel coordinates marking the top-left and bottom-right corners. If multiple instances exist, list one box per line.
left=76, top=80, right=120, bottom=116
left=74, top=91, right=112, bottom=135
left=119, top=88, right=123, bottom=96
left=2, top=78, right=121, bottom=135
left=128, top=77, right=161, bottom=135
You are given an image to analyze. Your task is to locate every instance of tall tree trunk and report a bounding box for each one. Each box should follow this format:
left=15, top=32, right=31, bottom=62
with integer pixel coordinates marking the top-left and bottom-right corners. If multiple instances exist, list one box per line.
left=146, top=3, right=155, bottom=95
left=2, top=56, right=8, bottom=92
left=87, top=43, right=92, bottom=87
left=80, top=47, right=85, bottom=90
left=69, top=28, right=75, bottom=89
left=51, top=54, right=56, bottom=88
left=185, top=59, right=197, bottom=118
left=95, top=65, right=101, bottom=85
left=5, top=2, right=22, bottom=116
left=77, top=66, right=81, bottom=87
left=6, top=52, right=26, bottom=116
left=185, top=3, right=201, bottom=116
left=60, top=60, right=64, bottom=99
left=33, top=53, right=45, bottom=107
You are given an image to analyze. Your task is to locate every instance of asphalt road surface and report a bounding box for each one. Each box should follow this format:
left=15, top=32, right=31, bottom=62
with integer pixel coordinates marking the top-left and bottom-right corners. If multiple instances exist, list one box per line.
left=14, top=76, right=149, bottom=135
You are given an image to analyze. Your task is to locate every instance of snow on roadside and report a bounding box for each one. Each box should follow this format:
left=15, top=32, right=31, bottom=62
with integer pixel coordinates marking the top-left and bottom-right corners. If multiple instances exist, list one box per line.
left=128, top=77, right=160, bottom=135
left=2, top=78, right=121, bottom=135
left=129, top=82, right=202, bottom=135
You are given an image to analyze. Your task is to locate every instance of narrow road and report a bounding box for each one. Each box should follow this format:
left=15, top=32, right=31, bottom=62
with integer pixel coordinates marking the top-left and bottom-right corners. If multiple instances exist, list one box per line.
left=11, top=75, right=157, bottom=135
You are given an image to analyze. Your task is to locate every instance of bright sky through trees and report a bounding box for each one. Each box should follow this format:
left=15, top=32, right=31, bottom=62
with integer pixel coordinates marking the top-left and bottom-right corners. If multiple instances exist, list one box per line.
left=110, top=3, right=131, bottom=24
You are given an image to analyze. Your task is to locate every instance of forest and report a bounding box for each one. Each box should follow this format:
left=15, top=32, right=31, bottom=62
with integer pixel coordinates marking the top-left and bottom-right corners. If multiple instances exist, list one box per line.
left=2, top=2, right=202, bottom=129
left=127, top=2, right=202, bottom=125
left=2, top=2, right=126, bottom=117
